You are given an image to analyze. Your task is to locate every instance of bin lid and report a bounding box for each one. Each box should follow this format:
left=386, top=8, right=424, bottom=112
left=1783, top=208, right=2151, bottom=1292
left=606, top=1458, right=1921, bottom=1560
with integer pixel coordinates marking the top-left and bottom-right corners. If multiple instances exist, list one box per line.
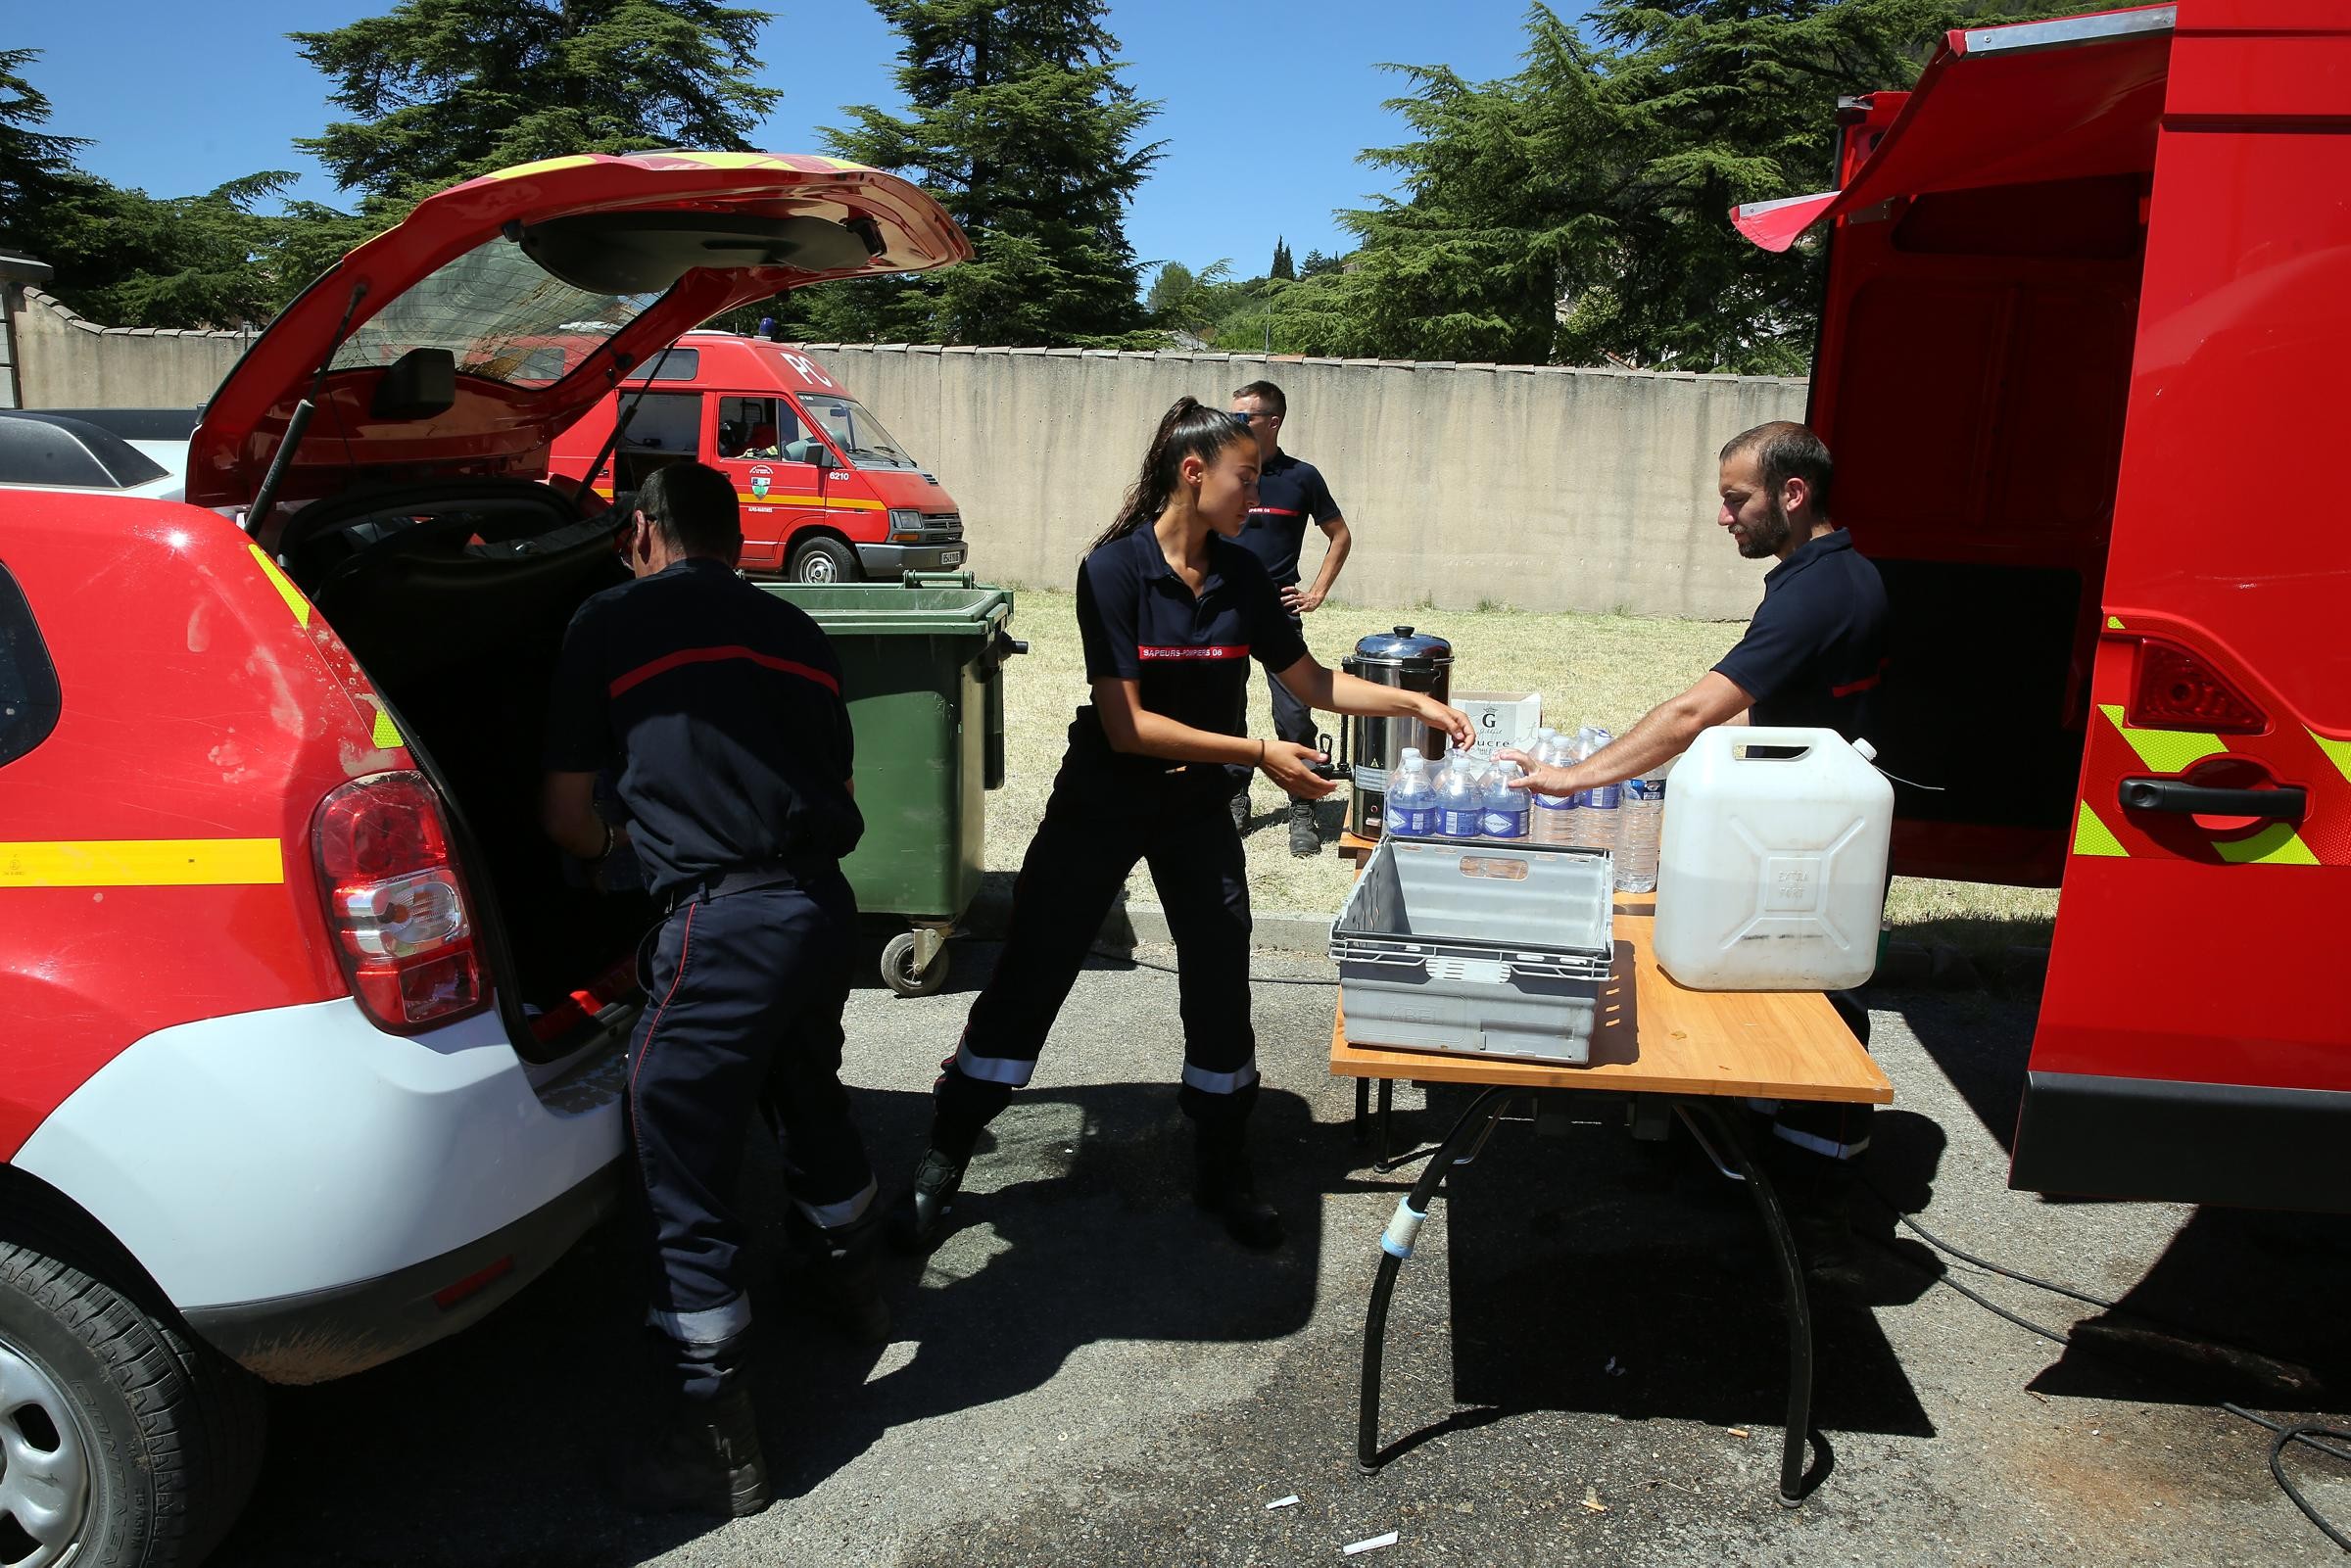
left=1352, top=625, right=1453, bottom=665
left=762, top=580, right=1012, bottom=636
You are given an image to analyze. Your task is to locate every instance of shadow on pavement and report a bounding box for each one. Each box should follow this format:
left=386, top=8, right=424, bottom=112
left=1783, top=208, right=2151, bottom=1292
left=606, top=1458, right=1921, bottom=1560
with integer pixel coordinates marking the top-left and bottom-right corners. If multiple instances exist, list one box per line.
left=1873, top=986, right=2042, bottom=1154
left=215, top=1080, right=1343, bottom=1566
left=1362, top=1085, right=1943, bottom=1449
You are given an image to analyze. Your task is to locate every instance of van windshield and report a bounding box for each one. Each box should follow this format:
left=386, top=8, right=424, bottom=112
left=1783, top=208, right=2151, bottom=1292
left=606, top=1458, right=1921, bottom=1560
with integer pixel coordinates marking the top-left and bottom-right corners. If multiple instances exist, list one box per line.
left=798, top=395, right=921, bottom=470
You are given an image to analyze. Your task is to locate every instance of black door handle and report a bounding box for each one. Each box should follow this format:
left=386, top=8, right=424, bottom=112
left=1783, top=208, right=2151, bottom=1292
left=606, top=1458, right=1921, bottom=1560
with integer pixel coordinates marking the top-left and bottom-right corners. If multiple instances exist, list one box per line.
left=2118, top=778, right=2307, bottom=819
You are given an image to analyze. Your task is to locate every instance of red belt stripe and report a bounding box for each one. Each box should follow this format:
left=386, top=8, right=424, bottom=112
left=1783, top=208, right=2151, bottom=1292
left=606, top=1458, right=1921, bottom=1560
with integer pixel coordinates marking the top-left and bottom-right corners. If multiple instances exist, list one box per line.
left=1137, top=644, right=1251, bottom=661
left=610, top=644, right=841, bottom=698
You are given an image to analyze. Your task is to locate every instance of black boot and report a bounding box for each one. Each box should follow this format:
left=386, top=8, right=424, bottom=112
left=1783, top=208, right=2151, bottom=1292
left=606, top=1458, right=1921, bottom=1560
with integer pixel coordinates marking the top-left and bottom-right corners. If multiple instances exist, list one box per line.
left=793, top=1209, right=891, bottom=1344
left=621, top=1387, right=772, bottom=1518
left=1194, top=1128, right=1285, bottom=1251
left=890, top=1146, right=970, bottom=1254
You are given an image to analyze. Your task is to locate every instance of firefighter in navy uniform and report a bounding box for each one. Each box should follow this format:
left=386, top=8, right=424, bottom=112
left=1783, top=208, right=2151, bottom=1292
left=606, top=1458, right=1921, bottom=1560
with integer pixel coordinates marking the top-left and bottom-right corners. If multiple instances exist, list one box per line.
left=1500, top=421, right=1889, bottom=1270
left=541, top=462, right=881, bottom=1518
left=892, top=399, right=1471, bottom=1253
left=1225, top=379, right=1354, bottom=855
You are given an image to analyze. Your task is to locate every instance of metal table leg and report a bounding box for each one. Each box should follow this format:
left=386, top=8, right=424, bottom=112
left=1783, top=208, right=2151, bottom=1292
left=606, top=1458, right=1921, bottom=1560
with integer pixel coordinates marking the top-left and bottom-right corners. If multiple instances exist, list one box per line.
left=1377, top=1077, right=1396, bottom=1164
left=1685, top=1098, right=1816, bottom=1506
left=1354, top=1077, right=1371, bottom=1142
left=1358, top=1086, right=1516, bottom=1475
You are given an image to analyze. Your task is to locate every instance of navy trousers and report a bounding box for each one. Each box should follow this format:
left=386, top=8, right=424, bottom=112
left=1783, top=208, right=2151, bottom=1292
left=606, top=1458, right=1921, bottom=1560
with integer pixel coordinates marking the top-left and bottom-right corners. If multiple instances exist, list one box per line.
left=936, top=772, right=1259, bottom=1142
left=628, top=871, right=875, bottom=1399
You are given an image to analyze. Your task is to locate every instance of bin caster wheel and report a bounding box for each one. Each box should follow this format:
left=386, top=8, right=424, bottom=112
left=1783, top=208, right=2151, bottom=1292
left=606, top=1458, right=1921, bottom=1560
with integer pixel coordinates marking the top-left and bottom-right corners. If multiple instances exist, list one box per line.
left=882, top=930, right=949, bottom=997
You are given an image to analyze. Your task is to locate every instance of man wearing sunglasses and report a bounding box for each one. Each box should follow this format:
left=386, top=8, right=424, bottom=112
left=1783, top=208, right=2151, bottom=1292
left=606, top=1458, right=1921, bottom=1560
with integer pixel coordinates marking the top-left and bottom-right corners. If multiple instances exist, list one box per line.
left=1225, top=381, right=1353, bottom=855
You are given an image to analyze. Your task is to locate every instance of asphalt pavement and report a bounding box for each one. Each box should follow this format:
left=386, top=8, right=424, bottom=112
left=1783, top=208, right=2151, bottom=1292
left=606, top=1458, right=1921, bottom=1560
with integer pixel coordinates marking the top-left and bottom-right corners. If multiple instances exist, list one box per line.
left=212, top=933, right=2351, bottom=1567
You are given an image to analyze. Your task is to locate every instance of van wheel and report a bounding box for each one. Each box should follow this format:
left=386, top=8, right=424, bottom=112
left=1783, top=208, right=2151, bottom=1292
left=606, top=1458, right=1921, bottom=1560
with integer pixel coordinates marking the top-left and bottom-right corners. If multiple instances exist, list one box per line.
left=788, top=537, right=861, bottom=585
left=0, top=1240, right=266, bottom=1568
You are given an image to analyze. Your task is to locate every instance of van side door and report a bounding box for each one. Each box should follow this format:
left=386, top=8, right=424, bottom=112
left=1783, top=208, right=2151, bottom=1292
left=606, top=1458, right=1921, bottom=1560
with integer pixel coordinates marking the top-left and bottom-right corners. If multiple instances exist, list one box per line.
left=711, top=394, right=815, bottom=574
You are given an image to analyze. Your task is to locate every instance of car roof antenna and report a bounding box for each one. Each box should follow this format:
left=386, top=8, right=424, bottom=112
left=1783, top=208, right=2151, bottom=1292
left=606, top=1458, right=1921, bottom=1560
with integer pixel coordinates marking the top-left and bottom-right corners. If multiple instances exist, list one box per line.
left=243, top=279, right=369, bottom=539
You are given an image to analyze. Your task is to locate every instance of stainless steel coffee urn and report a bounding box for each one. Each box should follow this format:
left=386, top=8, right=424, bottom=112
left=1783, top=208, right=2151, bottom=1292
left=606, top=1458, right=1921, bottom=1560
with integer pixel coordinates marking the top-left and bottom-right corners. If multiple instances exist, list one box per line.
left=1341, top=626, right=1455, bottom=838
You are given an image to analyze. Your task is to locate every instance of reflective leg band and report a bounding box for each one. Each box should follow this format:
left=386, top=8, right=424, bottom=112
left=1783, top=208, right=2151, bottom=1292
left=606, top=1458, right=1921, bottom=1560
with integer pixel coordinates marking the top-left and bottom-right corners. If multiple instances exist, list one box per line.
left=1181, top=1058, right=1260, bottom=1096
left=1381, top=1198, right=1427, bottom=1260
left=795, top=1176, right=878, bottom=1231
left=1770, top=1124, right=1872, bottom=1162
left=955, top=1035, right=1037, bottom=1086
left=649, top=1296, right=751, bottom=1345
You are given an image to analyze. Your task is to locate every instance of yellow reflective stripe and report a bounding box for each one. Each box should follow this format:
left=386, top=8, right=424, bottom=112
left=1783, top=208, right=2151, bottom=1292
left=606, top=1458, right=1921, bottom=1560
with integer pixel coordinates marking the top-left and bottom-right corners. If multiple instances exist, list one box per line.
left=2097, top=703, right=2223, bottom=773
left=2072, top=800, right=2129, bottom=858
left=2213, top=824, right=2321, bottom=866
left=478, top=155, right=599, bottom=181
left=247, top=544, right=312, bottom=629
left=2313, top=729, right=2351, bottom=786
left=737, top=492, right=885, bottom=511
left=0, top=839, right=285, bottom=887
left=2106, top=615, right=2126, bottom=630
left=371, top=707, right=403, bottom=749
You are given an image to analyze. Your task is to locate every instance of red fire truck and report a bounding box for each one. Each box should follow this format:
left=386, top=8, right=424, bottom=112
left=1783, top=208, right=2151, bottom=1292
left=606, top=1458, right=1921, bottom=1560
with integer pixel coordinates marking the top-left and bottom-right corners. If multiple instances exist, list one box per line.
left=1734, top=0, right=2349, bottom=1209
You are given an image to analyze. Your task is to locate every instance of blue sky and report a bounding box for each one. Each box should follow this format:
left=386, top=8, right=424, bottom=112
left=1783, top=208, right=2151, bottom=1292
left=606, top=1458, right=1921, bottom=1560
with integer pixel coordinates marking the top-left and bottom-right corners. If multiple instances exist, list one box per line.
left=13, top=0, right=1563, bottom=284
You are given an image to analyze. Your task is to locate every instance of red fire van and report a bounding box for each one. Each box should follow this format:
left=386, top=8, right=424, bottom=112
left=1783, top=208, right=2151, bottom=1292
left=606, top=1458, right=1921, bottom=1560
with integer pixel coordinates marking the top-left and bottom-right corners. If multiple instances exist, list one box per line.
left=1734, top=0, right=2350, bottom=1210
left=548, top=331, right=966, bottom=583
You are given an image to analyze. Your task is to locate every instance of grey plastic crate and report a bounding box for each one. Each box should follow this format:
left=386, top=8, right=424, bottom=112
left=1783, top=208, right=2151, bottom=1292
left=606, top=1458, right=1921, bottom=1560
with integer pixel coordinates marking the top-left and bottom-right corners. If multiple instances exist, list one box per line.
left=1332, top=836, right=1615, bottom=1067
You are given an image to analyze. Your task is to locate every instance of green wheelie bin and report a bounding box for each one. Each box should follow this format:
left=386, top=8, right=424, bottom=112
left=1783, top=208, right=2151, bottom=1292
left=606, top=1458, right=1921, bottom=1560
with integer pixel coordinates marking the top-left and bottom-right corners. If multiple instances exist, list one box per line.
left=764, top=572, right=1025, bottom=995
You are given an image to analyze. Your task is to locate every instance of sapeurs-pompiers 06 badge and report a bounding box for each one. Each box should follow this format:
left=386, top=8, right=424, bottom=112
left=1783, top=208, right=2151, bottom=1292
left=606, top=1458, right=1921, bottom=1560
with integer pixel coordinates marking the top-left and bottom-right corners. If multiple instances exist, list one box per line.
left=749, top=465, right=773, bottom=499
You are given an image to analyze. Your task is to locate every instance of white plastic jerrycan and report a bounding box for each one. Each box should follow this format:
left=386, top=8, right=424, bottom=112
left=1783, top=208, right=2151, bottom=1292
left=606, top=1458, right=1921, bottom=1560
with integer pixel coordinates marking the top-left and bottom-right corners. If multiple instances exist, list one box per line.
left=1653, top=727, right=1894, bottom=991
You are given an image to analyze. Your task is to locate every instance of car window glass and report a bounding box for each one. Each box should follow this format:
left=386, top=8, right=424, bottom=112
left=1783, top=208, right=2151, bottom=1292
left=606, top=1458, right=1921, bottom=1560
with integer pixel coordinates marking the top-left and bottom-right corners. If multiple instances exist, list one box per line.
left=0, top=565, right=63, bottom=769
left=614, top=393, right=701, bottom=455
left=717, top=397, right=798, bottom=459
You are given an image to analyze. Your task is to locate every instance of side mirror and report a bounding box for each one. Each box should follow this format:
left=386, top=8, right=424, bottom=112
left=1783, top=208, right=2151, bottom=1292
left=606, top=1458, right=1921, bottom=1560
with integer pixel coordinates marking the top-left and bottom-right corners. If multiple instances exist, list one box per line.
left=786, top=438, right=840, bottom=470
left=812, top=444, right=840, bottom=472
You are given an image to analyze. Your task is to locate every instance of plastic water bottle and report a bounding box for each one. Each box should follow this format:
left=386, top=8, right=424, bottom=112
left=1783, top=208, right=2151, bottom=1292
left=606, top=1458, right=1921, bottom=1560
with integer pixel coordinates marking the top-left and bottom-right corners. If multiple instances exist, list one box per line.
left=1480, top=761, right=1531, bottom=841
left=1571, top=728, right=1618, bottom=855
left=1615, top=768, right=1666, bottom=891
left=1437, top=756, right=1484, bottom=839
left=1530, top=730, right=1577, bottom=845
left=1387, top=753, right=1439, bottom=839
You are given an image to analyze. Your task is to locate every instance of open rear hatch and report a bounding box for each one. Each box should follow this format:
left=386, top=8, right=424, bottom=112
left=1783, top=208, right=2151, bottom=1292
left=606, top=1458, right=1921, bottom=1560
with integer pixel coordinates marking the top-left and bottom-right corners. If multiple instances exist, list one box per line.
left=195, top=153, right=969, bottom=1054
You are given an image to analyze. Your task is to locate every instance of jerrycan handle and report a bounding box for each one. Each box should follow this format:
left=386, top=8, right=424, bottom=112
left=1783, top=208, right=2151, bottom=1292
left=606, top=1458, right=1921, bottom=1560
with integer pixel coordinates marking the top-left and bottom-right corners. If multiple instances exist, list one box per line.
left=1714, top=725, right=1846, bottom=760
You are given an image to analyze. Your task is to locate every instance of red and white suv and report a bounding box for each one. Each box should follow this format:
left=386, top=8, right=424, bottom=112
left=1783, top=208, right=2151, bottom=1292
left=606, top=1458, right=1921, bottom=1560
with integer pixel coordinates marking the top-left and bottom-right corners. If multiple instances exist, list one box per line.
left=0, top=153, right=967, bottom=1567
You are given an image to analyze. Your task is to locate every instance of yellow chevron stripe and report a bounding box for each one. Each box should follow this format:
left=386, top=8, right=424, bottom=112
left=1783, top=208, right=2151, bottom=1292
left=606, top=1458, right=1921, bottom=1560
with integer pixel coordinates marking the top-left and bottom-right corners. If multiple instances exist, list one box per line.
left=2313, top=729, right=2351, bottom=785
left=2106, top=615, right=2126, bottom=630
left=2098, top=704, right=2224, bottom=773
left=477, top=155, right=598, bottom=181
left=2214, top=824, right=2322, bottom=867
left=2072, top=800, right=2129, bottom=858
left=0, top=838, right=285, bottom=888
left=371, top=707, right=403, bottom=749
left=248, top=544, right=312, bottom=629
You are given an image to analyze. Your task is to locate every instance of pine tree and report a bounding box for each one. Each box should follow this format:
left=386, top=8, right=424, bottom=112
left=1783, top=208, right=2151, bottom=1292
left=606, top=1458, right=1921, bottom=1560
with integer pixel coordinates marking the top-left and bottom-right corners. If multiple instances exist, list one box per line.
left=1270, top=236, right=1295, bottom=280
left=0, top=50, right=85, bottom=251
left=291, top=0, right=778, bottom=218
left=792, top=0, right=1161, bottom=346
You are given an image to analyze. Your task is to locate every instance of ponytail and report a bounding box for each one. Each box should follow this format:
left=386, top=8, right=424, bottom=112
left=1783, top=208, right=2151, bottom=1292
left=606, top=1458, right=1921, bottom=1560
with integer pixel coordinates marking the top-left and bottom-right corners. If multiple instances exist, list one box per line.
left=1087, top=396, right=1254, bottom=554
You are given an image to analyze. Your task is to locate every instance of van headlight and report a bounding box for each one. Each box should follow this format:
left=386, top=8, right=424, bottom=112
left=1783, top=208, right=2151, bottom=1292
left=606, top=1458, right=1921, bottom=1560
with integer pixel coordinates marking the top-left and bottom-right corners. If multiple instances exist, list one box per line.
left=888, top=508, right=926, bottom=542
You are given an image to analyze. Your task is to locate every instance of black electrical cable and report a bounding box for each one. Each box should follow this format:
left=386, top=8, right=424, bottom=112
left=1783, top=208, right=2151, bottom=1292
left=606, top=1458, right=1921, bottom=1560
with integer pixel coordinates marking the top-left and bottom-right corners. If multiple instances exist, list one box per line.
left=1106, top=952, right=1337, bottom=988
left=1861, top=1180, right=2351, bottom=1552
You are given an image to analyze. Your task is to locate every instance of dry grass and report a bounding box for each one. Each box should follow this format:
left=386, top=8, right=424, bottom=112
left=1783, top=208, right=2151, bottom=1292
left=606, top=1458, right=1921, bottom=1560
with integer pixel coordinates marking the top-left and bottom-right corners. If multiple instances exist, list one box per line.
left=985, top=588, right=2056, bottom=954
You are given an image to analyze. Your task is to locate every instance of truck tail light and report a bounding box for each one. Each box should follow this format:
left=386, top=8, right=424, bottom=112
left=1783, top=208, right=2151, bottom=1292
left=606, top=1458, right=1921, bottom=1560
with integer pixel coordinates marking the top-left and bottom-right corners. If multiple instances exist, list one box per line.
left=2128, top=640, right=2266, bottom=735
left=313, top=771, right=488, bottom=1032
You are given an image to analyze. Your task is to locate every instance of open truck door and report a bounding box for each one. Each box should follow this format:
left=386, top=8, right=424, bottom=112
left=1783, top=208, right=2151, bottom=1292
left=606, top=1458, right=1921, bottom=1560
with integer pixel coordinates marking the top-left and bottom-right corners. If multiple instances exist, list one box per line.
left=1733, top=2, right=2351, bottom=1211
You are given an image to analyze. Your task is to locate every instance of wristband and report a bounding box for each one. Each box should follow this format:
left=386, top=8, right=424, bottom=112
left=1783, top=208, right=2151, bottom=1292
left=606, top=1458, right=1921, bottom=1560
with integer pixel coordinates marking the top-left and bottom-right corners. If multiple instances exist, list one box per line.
left=597, top=820, right=615, bottom=861
left=1258, top=739, right=1267, bottom=768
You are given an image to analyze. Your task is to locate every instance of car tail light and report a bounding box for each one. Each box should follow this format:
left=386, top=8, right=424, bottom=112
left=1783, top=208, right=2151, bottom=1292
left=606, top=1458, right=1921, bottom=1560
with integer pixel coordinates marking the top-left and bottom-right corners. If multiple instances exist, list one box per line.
left=2129, top=641, right=2266, bottom=735
left=313, top=771, right=488, bottom=1032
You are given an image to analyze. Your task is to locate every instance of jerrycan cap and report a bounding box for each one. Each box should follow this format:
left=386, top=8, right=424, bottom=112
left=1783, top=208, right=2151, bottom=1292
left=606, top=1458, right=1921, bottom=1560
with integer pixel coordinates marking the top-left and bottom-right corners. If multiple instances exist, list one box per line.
left=1853, top=736, right=1878, bottom=762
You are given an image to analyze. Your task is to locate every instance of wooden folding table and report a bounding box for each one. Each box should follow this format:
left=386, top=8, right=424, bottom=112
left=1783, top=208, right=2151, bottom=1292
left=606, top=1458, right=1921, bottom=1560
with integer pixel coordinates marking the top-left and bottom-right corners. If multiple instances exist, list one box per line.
left=1328, top=857, right=1891, bottom=1505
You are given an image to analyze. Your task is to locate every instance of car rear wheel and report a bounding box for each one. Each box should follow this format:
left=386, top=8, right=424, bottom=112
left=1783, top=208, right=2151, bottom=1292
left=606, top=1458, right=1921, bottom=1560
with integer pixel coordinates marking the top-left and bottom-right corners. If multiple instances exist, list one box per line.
left=0, top=1239, right=265, bottom=1568
left=788, top=536, right=861, bottom=585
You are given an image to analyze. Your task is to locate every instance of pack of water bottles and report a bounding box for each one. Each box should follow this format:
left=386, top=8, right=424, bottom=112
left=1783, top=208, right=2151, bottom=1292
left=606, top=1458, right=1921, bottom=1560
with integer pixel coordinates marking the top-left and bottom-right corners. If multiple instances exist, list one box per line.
left=1383, top=731, right=1666, bottom=896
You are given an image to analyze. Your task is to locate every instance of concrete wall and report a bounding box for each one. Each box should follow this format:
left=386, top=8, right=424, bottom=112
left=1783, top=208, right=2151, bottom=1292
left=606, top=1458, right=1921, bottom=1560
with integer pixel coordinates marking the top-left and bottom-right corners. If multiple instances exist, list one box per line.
left=10, top=287, right=251, bottom=410
left=806, top=345, right=1808, bottom=620
left=7, top=296, right=1810, bottom=618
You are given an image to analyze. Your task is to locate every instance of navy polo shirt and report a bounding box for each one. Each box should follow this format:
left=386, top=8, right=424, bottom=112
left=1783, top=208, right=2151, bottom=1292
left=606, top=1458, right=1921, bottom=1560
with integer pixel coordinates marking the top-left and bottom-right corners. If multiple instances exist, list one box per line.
left=1234, top=451, right=1341, bottom=587
left=544, top=556, right=863, bottom=896
left=1066, top=525, right=1311, bottom=784
left=1713, top=528, right=1889, bottom=742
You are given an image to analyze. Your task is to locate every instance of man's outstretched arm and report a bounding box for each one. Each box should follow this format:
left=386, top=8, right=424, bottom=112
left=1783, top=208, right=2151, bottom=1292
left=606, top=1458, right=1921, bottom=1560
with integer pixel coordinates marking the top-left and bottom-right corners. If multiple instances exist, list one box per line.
left=1501, top=672, right=1751, bottom=796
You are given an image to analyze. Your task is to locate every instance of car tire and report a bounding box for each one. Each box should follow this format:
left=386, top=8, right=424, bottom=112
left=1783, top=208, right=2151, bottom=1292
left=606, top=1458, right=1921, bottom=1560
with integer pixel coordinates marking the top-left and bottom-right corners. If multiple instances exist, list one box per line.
left=0, top=1237, right=267, bottom=1568
left=787, top=536, right=861, bottom=585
